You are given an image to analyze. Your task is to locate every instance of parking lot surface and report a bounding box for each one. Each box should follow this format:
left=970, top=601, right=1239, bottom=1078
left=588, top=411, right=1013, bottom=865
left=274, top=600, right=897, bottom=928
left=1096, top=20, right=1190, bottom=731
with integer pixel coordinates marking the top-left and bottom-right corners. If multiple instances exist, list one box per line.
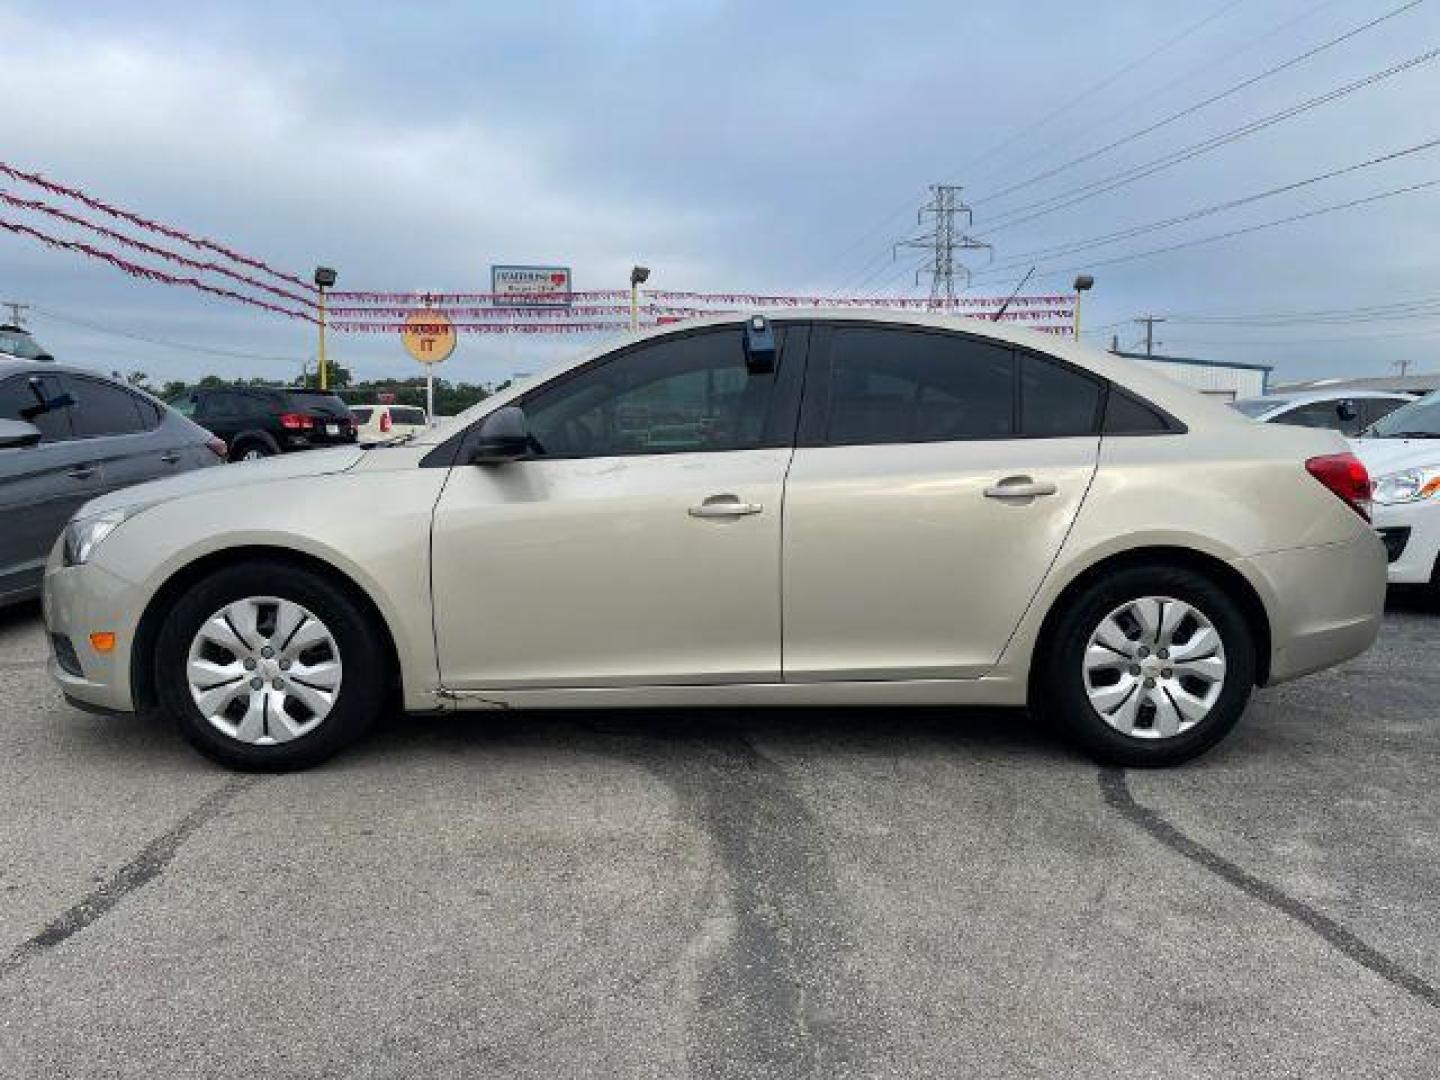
left=0, top=598, right=1435, bottom=1078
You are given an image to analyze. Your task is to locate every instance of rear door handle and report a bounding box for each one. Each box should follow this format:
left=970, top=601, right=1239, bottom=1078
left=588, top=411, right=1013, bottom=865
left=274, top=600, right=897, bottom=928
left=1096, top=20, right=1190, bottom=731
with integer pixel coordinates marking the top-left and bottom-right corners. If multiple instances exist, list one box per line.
left=984, top=476, right=1057, bottom=499
left=689, top=495, right=764, bottom=519
left=66, top=466, right=98, bottom=481
left=161, top=451, right=182, bottom=464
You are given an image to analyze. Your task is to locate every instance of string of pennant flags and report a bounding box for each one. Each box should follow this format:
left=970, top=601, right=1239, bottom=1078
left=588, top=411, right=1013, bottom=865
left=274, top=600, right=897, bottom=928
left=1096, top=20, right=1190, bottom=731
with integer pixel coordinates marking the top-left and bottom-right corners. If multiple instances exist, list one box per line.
left=0, top=159, right=1076, bottom=340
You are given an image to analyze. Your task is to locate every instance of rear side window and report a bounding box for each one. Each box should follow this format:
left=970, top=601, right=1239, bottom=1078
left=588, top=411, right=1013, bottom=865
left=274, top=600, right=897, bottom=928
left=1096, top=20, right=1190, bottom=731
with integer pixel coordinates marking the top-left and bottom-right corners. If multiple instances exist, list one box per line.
left=389, top=406, right=425, bottom=425
left=1103, top=389, right=1178, bottom=435
left=350, top=407, right=373, bottom=424
left=0, top=374, right=74, bottom=441
left=283, top=391, right=350, bottom=417
left=67, top=376, right=147, bottom=437
left=822, top=327, right=1016, bottom=445
left=1019, top=352, right=1103, bottom=437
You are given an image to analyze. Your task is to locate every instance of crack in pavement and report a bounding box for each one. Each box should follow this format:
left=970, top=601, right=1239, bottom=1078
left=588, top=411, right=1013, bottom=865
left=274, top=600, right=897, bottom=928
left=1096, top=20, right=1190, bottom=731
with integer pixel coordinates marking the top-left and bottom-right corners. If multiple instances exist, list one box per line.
left=1100, top=766, right=1438, bottom=1009
left=600, top=722, right=887, bottom=1079
left=0, top=775, right=261, bottom=981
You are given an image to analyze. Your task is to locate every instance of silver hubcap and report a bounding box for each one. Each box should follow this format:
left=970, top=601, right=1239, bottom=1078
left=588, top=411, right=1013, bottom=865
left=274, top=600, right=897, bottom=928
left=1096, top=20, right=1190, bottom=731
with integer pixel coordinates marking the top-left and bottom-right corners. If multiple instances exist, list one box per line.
left=241, top=449, right=264, bottom=461
left=186, top=597, right=342, bottom=745
left=1082, top=596, right=1226, bottom=740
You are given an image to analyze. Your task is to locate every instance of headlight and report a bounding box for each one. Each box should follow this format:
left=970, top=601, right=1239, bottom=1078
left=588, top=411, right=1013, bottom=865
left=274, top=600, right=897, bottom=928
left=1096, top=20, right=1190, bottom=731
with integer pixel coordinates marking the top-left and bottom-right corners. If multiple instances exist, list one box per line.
left=1372, top=466, right=1440, bottom=506
left=62, top=507, right=143, bottom=566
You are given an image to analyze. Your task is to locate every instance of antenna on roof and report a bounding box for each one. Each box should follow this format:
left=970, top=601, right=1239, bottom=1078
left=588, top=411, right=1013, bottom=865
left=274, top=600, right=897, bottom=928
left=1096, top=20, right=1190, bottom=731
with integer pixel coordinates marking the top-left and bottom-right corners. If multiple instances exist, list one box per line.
left=991, top=267, right=1034, bottom=322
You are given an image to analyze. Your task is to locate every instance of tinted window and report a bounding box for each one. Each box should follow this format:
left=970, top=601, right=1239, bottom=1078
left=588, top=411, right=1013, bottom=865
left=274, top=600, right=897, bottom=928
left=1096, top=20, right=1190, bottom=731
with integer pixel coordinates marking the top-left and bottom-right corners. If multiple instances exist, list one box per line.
left=198, top=391, right=238, bottom=419
left=240, top=392, right=279, bottom=418
left=523, top=327, right=783, bottom=456
left=68, top=376, right=147, bottom=437
left=0, top=374, right=73, bottom=441
left=389, top=407, right=425, bottom=425
left=350, top=407, right=374, bottom=424
left=283, top=391, right=350, bottom=418
left=823, top=327, right=1015, bottom=445
left=170, top=394, right=198, bottom=418
left=1104, top=389, right=1175, bottom=434
left=1276, top=400, right=1347, bottom=431
left=1020, top=352, right=1102, bottom=437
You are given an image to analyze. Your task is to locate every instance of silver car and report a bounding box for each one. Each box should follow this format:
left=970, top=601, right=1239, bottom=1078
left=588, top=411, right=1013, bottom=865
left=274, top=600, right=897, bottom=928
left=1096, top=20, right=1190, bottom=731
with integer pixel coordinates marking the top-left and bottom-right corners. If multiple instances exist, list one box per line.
left=1231, top=389, right=1413, bottom=436
left=1, top=359, right=223, bottom=607
left=43, top=313, right=1386, bottom=770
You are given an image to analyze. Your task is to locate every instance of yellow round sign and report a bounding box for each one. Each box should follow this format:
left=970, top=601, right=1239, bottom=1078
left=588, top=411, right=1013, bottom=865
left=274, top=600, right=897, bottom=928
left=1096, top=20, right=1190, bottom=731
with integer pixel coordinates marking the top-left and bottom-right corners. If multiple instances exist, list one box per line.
left=401, top=309, right=456, bottom=365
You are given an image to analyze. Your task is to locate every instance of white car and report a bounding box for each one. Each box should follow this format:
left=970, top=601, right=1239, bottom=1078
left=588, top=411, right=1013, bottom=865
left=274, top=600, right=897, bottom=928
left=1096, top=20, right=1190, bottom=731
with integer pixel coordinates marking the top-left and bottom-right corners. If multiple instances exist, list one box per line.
left=350, top=403, right=428, bottom=440
left=1351, top=390, right=1440, bottom=594
left=1231, top=389, right=1413, bottom=436
left=42, top=312, right=1385, bottom=770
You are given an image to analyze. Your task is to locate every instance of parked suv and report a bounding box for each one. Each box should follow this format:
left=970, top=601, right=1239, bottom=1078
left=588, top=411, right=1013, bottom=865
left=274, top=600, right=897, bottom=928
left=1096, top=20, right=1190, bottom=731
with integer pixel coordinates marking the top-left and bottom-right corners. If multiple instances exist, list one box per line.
left=172, top=387, right=357, bottom=461
left=1, top=359, right=223, bottom=607
left=44, top=313, right=1385, bottom=770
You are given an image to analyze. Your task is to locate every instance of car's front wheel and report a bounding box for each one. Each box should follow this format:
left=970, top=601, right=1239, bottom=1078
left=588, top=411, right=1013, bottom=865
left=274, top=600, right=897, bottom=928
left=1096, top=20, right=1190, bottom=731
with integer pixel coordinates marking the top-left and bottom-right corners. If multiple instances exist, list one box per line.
left=154, top=561, right=386, bottom=769
left=1034, top=565, right=1257, bottom=766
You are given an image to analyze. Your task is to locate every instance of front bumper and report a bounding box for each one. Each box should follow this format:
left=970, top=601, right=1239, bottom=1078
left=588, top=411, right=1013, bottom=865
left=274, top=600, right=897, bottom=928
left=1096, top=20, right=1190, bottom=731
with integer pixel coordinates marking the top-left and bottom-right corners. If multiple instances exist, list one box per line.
left=42, top=544, right=142, bottom=714
left=1371, top=500, right=1440, bottom=585
left=1241, top=530, right=1387, bottom=686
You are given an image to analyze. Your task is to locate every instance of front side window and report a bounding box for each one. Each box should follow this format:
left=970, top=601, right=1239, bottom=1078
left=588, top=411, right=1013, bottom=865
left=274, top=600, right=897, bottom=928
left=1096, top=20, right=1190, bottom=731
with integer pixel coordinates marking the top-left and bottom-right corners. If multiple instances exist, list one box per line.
left=0, top=374, right=73, bottom=441
left=822, top=327, right=1016, bottom=445
left=522, top=327, right=787, bottom=457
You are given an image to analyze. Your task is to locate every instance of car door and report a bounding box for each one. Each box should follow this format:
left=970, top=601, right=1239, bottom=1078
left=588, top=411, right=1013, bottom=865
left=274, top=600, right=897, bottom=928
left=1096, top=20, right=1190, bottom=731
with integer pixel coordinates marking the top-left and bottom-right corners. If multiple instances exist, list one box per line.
left=782, top=323, right=1103, bottom=682
left=62, top=373, right=162, bottom=495
left=0, top=373, right=99, bottom=599
left=429, top=323, right=805, bottom=690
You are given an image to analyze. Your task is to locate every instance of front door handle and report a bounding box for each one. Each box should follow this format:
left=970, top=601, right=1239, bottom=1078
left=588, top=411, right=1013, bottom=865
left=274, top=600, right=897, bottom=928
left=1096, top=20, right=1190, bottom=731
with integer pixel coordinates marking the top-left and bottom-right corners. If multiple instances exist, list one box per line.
left=67, top=466, right=98, bottom=481
left=984, top=476, right=1057, bottom=500
left=689, top=495, right=763, bottom=519
left=161, top=451, right=182, bottom=465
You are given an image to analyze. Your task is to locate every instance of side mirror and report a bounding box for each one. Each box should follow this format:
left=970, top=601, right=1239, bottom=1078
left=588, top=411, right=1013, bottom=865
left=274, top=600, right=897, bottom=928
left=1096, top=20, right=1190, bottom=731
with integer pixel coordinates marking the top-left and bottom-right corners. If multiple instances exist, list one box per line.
left=0, top=418, right=43, bottom=450
left=467, top=406, right=530, bottom=464
left=1336, top=400, right=1358, bottom=423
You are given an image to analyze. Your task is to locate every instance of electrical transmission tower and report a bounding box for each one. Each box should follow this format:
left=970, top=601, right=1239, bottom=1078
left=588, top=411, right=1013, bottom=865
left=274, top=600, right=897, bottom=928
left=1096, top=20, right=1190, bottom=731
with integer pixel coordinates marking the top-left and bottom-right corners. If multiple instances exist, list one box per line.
left=2, top=300, right=29, bottom=327
left=894, top=185, right=991, bottom=307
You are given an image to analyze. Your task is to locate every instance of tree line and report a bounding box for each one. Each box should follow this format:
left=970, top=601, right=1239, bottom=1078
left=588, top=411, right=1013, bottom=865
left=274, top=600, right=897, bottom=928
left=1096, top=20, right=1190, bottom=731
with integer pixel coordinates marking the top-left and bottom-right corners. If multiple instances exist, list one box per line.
left=112, top=362, right=501, bottom=417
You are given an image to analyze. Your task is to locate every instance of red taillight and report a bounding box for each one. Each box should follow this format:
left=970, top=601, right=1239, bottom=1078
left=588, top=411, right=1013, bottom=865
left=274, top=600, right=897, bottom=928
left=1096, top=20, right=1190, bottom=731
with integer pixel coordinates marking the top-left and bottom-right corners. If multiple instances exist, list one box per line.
left=279, top=412, right=313, bottom=430
left=1306, top=453, right=1372, bottom=522
left=379, top=411, right=391, bottom=433
left=205, top=436, right=227, bottom=459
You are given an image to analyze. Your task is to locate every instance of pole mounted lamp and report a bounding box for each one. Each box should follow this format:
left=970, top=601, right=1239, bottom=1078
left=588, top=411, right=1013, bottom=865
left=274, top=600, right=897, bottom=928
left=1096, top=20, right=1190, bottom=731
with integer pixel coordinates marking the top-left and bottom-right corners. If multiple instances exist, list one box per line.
left=1072, top=274, right=1094, bottom=341
left=630, top=265, right=650, bottom=332
left=314, top=266, right=338, bottom=390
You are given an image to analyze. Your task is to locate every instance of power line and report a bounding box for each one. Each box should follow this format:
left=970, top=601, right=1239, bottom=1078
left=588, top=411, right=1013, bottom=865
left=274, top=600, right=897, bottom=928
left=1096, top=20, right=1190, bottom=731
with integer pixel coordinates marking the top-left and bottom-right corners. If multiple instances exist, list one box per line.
left=974, top=175, right=1440, bottom=283
left=974, top=136, right=1440, bottom=275
left=30, top=305, right=307, bottom=364
left=1168, top=294, right=1440, bottom=326
left=973, top=47, right=1438, bottom=239
left=814, top=0, right=1254, bottom=291
left=970, top=0, right=1428, bottom=209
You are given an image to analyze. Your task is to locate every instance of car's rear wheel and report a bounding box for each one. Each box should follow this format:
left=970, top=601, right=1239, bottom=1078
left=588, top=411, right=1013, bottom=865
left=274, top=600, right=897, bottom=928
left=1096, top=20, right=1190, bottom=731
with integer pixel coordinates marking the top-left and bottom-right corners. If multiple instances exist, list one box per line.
left=1034, top=565, right=1257, bottom=766
left=154, top=561, right=386, bottom=770
left=230, top=439, right=274, bottom=462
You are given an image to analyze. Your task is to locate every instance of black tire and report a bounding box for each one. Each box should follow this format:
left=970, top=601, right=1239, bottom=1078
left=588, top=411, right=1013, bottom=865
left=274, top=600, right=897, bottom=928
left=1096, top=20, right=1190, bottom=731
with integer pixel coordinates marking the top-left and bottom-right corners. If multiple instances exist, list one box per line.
left=1033, top=564, right=1257, bottom=767
left=229, top=436, right=276, bottom=463
left=154, top=561, right=387, bottom=770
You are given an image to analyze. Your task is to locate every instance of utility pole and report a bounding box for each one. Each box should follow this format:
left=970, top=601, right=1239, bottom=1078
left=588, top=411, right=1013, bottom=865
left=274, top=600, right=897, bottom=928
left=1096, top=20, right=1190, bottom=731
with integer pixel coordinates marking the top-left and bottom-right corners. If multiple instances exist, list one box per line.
left=2, top=300, right=29, bottom=327
left=1395, top=356, right=1413, bottom=377
left=895, top=185, right=991, bottom=308
left=1134, top=314, right=1166, bottom=358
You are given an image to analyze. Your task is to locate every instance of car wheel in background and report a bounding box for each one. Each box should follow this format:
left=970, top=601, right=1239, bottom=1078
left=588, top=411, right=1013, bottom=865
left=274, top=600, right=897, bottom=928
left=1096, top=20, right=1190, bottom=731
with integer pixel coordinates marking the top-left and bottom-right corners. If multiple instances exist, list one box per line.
left=1034, top=565, right=1257, bottom=766
left=230, top=439, right=274, bottom=463
left=154, top=561, right=386, bottom=770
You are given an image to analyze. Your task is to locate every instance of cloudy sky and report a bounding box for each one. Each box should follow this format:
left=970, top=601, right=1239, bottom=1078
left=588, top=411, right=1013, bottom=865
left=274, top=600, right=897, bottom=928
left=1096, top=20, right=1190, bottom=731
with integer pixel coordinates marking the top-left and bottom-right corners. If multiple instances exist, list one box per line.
left=2, top=0, right=1438, bottom=386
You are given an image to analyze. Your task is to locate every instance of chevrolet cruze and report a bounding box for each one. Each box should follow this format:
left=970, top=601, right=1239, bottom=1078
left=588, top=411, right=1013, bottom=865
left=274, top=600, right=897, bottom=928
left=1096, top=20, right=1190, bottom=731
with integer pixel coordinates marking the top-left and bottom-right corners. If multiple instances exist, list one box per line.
left=43, top=313, right=1387, bottom=769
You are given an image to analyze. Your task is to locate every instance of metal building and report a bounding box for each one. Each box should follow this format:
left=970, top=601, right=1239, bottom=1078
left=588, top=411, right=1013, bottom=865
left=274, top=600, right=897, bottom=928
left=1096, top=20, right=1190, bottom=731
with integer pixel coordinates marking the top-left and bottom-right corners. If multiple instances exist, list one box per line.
left=1110, top=350, right=1271, bottom=402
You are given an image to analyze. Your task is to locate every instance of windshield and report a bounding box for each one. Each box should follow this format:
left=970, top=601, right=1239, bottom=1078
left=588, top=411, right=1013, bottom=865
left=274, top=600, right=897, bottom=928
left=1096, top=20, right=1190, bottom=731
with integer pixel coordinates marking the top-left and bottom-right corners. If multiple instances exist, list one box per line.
left=0, top=327, right=49, bottom=360
left=1230, top=397, right=1285, bottom=418
left=1365, top=391, right=1440, bottom=438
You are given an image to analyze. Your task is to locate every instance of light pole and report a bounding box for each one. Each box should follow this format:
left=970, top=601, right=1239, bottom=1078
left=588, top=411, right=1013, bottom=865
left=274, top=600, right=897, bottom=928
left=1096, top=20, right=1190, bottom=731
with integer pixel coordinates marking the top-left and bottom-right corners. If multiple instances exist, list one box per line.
left=1072, top=274, right=1094, bottom=341
left=314, top=266, right=338, bottom=389
left=630, top=265, right=650, bottom=331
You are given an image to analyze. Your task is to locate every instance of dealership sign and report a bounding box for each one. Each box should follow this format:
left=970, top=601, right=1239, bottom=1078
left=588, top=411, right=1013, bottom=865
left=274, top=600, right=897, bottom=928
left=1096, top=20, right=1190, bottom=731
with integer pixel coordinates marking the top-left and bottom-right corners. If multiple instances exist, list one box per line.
left=491, top=265, right=573, bottom=307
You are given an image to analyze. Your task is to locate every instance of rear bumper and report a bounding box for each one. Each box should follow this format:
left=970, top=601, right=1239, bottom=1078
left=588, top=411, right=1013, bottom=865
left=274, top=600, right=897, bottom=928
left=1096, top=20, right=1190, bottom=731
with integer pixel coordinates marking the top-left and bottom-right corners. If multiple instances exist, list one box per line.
left=1241, top=530, right=1387, bottom=686
left=1371, top=501, right=1440, bottom=585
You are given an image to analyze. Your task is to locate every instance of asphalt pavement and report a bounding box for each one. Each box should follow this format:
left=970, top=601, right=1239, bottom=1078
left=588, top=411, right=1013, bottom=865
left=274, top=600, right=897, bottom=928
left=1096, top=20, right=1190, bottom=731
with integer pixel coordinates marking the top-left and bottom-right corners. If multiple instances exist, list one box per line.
left=0, top=597, right=1436, bottom=1078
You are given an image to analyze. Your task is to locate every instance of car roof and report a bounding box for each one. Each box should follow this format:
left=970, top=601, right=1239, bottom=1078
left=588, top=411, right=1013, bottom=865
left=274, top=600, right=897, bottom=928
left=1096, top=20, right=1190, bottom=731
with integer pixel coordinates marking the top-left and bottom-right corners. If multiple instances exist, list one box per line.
left=0, top=358, right=178, bottom=412
left=1237, top=389, right=1414, bottom=409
